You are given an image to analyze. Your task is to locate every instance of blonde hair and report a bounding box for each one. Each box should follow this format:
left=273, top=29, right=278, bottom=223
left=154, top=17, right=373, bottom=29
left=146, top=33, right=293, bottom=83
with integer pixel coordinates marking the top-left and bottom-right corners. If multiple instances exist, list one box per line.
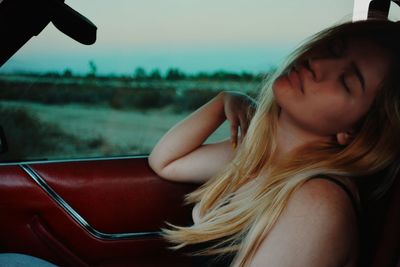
left=163, top=19, right=400, bottom=266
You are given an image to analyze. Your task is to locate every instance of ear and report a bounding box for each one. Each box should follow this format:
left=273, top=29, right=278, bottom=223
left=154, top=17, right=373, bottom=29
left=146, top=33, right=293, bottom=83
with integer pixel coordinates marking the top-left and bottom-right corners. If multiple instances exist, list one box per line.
left=336, top=131, right=355, bottom=146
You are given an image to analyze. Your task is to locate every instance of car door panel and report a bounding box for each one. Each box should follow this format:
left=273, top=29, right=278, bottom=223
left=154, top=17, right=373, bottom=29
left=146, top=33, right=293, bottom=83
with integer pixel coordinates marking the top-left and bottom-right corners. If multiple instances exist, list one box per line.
left=0, top=157, right=196, bottom=266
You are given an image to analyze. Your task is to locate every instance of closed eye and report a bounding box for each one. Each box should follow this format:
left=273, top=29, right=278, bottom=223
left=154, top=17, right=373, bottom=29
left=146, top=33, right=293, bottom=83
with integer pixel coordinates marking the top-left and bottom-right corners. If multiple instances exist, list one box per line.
left=350, top=62, right=365, bottom=93
left=304, top=59, right=315, bottom=79
left=340, top=74, right=351, bottom=94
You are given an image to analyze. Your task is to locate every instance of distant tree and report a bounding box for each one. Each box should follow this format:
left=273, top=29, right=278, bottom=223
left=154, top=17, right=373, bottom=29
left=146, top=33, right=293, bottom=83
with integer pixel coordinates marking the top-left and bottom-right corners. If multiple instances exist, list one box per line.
left=166, top=68, right=186, bottom=80
left=133, top=67, right=147, bottom=81
left=149, top=69, right=162, bottom=80
left=193, top=72, right=209, bottom=80
left=63, top=69, right=73, bottom=78
left=43, top=71, right=61, bottom=78
left=240, top=71, right=254, bottom=81
left=210, top=70, right=240, bottom=81
left=88, top=60, right=97, bottom=78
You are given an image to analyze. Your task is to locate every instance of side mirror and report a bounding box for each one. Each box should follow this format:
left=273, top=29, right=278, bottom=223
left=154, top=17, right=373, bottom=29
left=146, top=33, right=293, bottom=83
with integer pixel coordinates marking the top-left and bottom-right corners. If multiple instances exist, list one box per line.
left=0, top=0, right=97, bottom=67
left=49, top=0, right=97, bottom=45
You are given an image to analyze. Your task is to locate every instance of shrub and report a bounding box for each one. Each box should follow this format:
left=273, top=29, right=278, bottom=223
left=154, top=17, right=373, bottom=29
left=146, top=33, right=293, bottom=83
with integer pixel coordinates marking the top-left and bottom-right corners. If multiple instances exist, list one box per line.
left=0, top=107, right=111, bottom=161
left=173, top=88, right=219, bottom=112
left=110, top=87, right=176, bottom=110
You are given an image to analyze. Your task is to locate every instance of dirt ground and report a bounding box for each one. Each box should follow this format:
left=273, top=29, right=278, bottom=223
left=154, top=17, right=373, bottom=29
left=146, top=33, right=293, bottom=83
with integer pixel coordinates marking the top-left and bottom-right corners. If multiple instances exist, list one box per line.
left=1, top=101, right=229, bottom=159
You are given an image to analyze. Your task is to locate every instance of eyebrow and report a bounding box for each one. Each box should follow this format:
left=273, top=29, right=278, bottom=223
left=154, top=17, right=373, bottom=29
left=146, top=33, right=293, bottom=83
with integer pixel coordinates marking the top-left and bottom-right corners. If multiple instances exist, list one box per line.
left=351, top=62, right=365, bottom=92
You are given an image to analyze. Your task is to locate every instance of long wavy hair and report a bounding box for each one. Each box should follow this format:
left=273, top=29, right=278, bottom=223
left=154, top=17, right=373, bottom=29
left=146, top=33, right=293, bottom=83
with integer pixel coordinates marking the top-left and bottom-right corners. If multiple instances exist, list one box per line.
left=163, top=19, right=400, bottom=267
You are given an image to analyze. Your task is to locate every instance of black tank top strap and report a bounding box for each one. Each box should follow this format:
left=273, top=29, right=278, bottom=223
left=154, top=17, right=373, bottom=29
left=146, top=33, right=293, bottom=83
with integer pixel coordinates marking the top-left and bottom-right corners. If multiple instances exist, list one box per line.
left=309, top=175, right=360, bottom=220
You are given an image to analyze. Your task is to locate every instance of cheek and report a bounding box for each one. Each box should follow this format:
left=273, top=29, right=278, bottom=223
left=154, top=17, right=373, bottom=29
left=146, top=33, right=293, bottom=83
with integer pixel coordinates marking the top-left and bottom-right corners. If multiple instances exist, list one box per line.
left=277, top=92, right=357, bottom=133
left=307, top=94, right=350, bottom=120
left=274, top=76, right=374, bottom=133
left=310, top=97, right=366, bottom=131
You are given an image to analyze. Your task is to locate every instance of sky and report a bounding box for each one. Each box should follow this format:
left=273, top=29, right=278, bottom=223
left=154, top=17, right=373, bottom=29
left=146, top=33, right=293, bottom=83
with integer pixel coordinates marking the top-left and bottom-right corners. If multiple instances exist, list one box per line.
left=2, top=0, right=392, bottom=75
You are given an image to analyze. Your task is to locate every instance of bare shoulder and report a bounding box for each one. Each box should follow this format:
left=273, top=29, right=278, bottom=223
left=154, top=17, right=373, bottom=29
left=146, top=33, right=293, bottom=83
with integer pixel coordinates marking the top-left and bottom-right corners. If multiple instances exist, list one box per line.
left=248, top=178, right=358, bottom=267
left=292, top=178, right=358, bottom=220
left=286, top=178, right=359, bottom=257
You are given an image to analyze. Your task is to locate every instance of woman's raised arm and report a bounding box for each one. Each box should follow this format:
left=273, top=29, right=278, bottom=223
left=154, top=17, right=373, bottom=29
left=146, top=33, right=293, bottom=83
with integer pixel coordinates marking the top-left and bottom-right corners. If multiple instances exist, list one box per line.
left=148, top=91, right=255, bottom=183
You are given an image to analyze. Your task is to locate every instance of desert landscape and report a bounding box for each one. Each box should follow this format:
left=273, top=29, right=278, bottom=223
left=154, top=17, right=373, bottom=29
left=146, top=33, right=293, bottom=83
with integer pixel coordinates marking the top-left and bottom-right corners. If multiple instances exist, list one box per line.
left=0, top=72, right=262, bottom=161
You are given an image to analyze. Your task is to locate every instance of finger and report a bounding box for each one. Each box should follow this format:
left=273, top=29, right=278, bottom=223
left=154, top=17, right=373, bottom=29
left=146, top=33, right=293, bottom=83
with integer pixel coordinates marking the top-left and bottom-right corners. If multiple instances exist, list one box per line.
left=247, top=104, right=256, bottom=120
left=238, top=114, right=248, bottom=138
left=230, top=121, right=238, bottom=148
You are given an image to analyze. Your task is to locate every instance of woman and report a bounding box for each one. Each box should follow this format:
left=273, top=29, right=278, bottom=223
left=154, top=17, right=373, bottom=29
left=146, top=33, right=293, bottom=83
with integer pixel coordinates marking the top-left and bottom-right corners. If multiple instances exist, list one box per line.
left=149, top=19, right=400, bottom=267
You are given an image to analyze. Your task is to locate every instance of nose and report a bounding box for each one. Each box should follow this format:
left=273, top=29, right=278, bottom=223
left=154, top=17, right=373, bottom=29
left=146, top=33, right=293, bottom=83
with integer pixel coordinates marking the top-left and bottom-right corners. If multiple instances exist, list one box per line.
left=307, top=57, right=344, bottom=82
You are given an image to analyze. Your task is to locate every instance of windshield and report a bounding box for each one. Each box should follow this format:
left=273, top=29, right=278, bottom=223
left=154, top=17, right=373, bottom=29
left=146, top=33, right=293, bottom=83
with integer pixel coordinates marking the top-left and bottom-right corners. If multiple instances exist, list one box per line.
left=0, top=0, right=356, bottom=162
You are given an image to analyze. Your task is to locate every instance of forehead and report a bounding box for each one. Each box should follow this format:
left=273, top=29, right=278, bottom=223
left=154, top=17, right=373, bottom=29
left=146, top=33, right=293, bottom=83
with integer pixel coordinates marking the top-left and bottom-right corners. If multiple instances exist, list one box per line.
left=344, top=37, right=390, bottom=94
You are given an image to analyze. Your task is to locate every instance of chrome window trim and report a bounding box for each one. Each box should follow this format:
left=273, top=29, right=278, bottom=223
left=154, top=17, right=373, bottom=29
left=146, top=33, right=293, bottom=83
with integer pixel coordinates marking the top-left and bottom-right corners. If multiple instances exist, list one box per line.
left=20, top=164, right=161, bottom=240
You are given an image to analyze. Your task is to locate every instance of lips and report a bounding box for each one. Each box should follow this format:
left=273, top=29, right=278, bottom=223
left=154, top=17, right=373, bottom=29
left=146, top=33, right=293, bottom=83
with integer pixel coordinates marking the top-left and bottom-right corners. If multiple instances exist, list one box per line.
left=287, top=66, right=304, bottom=93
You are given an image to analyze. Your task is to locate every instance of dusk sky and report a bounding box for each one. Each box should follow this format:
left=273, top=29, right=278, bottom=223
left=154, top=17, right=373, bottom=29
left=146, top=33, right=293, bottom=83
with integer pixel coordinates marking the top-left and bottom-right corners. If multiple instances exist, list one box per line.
left=2, top=0, right=398, bottom=75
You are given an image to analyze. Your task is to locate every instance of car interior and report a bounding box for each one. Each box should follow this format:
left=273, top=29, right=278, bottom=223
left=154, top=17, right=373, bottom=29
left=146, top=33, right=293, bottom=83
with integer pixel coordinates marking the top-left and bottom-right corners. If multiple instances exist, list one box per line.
left=0, top=0, right=399, bottom=266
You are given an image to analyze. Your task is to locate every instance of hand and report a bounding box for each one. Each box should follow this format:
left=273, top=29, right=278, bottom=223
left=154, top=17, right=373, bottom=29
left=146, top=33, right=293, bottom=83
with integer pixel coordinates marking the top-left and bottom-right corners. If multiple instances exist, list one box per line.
left=222, top=91, right=257, bottom=149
